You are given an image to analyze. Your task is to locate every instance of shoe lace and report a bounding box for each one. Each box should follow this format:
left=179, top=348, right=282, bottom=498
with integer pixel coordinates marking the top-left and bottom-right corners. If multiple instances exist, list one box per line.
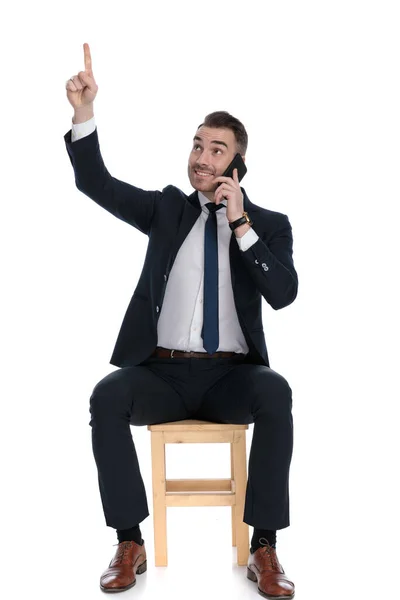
left=258, top=537, right=280, bottom=571
left=112, top=540, right=134, bottom=565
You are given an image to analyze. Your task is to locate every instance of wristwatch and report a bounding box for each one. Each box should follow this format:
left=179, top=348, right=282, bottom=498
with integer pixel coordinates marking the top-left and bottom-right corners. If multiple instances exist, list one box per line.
left=229, top=211, right=253, bottom=231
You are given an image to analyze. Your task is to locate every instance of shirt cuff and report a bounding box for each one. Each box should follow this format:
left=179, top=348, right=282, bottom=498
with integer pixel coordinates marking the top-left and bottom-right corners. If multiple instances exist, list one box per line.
left=71, top=116, right=96, bottom=142
left=235, top=227, right=259, bottom=251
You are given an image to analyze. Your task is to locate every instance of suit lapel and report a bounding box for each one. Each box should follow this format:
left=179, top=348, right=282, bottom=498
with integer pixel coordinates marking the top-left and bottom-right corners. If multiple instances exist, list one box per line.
left=168, top=190, right=202, bottom=272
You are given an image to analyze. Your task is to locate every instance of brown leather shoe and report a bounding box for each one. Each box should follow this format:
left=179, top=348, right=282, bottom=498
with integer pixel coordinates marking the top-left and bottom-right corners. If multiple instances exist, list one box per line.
left=247, top=537, right=295, bottom=599
left=100, top=540, right=147, bottom=593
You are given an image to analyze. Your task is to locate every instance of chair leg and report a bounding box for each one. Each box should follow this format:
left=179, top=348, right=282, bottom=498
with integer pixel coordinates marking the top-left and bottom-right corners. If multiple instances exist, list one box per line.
left=150, top=431, right=168, bottom=566
left=232, top=430, right=249, bottom=565
left=230, top=442, right=236, bottom=547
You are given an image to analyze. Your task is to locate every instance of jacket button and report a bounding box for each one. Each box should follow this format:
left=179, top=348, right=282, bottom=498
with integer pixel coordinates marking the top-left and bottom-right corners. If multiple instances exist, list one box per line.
left=255, top=259, right=259, bottom=264
left=262, top=262, right=269, bottom=271
left=156, top=306, right=160, bottom=312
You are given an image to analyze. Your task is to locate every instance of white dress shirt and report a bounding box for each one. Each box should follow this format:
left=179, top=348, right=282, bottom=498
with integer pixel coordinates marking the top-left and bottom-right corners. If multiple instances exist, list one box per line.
left=71, top=117, right=260, bottom=354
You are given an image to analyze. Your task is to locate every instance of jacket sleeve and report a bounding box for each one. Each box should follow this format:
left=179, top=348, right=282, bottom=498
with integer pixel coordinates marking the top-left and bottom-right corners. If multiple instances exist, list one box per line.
left=240, top=214, right=298, bottom=310
left=64, top=126, right=162, bottom=236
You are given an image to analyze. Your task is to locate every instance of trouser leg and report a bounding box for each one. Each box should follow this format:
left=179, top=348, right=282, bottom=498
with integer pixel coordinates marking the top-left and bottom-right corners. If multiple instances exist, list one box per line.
left=244, top=398, right=293, bottom=529
left=88, top=364, right=190, bottom=530
left=193, top=363, right=294, bottom=530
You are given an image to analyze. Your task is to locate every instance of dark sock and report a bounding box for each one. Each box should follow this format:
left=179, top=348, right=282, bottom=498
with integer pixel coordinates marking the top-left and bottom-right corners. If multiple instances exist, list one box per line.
left=117, top=524, right=143, bottom=545
left=251, top=528, right=276, bottom=553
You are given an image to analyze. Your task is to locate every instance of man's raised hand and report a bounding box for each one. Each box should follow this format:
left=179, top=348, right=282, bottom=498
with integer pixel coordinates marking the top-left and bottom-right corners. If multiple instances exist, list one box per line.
left=66, top=43, right=98, bottom=110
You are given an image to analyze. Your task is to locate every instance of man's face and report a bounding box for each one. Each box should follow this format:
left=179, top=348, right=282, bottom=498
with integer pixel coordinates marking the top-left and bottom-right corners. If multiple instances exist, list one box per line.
left=187, top=126, right=242, bottom=197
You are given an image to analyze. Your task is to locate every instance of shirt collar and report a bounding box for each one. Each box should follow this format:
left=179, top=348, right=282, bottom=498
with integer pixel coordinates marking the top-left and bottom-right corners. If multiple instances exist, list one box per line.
left=198, top=190, right=227, bottom=210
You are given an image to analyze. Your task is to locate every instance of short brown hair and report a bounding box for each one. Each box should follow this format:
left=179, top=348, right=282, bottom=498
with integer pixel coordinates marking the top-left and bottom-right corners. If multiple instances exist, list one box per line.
left=197, top=111, right=248, bottom=156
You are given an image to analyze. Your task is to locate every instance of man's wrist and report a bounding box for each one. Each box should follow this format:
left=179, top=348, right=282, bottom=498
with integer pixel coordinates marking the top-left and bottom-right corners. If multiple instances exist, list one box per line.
left=228, top=211, right=253, bottom=237
left=234, top=222, right=251, bottom=237
left=228, top=213, right=243, bottom=224
left=73, top=104, right=94, bottom=124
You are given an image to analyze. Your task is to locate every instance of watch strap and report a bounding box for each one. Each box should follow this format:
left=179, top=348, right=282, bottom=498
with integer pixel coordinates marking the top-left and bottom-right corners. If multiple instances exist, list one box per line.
left=229, top=211, right=253, bottom=231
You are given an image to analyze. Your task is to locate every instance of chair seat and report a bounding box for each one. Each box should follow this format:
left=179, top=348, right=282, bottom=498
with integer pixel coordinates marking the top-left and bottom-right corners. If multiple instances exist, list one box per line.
left=148, top=419, right=248, bottom=431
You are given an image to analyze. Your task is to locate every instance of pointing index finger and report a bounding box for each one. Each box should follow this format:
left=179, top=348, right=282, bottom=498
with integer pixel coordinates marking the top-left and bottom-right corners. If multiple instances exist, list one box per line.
left=83, top=43, right=92, bottom=74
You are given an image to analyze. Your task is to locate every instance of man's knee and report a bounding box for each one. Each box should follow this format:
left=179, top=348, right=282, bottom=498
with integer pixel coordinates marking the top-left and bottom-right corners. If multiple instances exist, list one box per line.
left=89, top=367, right=138, bottom=421
left=253, top=368, right=293, bottom=417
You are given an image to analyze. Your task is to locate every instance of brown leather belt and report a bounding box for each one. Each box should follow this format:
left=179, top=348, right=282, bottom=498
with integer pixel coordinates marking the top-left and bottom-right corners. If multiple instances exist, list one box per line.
left=151, top=346, right=243, bottom=359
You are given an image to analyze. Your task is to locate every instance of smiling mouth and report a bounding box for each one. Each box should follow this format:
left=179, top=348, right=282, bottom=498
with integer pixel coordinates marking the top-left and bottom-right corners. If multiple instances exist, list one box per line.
left=195, top=170, right=213, bottom=178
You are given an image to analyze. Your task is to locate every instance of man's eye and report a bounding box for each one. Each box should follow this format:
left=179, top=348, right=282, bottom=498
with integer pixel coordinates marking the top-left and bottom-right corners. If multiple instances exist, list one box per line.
left=192, top=145, right=222, bottom=154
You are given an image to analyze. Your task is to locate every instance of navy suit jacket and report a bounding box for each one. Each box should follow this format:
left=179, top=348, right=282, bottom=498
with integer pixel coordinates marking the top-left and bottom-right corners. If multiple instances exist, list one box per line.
left=64, top=127, right=298, bottom=368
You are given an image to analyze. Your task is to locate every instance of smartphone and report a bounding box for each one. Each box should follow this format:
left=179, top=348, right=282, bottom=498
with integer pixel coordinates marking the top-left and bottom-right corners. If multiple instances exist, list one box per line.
left=219, top=153, right=247, bottom=184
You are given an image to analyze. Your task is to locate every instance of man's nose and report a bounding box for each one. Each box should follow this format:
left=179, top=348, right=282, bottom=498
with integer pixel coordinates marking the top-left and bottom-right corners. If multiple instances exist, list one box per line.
left=196, top=150, right=211, bottom=166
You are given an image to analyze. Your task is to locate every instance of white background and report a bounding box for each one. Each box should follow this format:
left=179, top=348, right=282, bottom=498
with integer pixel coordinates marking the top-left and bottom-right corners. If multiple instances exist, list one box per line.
left=1, top=1, right=399, bottom=598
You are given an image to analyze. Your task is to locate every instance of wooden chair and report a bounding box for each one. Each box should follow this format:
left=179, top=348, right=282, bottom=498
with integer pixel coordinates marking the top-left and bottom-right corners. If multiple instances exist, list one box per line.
left=147, top=419, right=249, bottom=566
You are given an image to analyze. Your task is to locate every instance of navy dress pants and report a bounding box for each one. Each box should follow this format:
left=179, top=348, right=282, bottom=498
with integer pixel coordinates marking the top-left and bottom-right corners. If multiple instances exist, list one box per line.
left=89, top=353, right=294, bottom=531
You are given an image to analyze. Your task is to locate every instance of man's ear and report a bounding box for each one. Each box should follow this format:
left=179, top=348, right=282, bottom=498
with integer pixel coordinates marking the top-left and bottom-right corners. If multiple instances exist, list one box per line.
left=241, top=155, right=246, bottom=163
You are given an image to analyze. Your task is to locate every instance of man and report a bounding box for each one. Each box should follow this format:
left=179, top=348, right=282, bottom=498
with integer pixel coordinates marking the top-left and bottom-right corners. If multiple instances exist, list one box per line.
left=64, top=43, right=298, bottom=598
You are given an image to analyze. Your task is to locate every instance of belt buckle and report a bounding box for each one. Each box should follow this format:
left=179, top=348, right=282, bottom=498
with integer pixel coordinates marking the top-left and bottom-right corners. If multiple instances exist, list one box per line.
left=170, top=349, right=175, bottom=359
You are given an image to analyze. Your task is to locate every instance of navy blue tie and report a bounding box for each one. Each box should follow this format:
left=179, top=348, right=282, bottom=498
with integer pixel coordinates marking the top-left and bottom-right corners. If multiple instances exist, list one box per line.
left=201, top=202, right=224, bottom=354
